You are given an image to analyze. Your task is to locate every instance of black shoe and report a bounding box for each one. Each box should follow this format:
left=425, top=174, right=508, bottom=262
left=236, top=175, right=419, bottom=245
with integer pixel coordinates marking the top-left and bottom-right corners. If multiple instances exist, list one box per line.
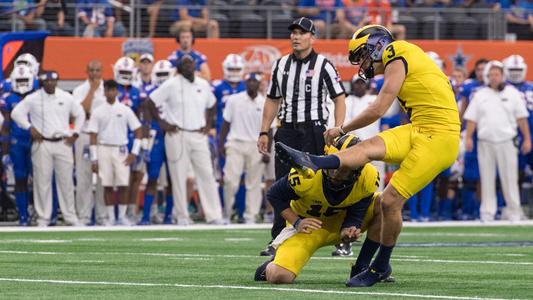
left=346, top=265, right=393, bottom=287
left=254, top=257, right=274, bottom=281
left=349, top=264, right=396, bottom=283
left=259, top=244, right=276, bottom=257
left=332, top=243, right=353, bottom=257
left=275, top=142, right=318, bottom=178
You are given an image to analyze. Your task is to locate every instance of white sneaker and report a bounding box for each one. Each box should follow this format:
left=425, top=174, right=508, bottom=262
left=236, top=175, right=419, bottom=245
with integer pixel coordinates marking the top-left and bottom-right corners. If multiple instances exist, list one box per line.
left=117, top=218, right=132, bottom=226
left=208, top=219, right=226, bottom=225
left=177, top=218, right=193, bottom=226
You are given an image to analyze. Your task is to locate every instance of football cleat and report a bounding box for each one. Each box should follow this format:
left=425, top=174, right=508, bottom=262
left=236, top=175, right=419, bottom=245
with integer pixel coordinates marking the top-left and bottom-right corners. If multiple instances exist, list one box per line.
left=349, top=265, right=396, bottom=283
left=259, top=244, right=276, bottom=257
left=138, top=219, right=150, bottom=226
left=346, top=265, right=392, bottom=287
left=254, top=257, right=274, bottom=281
left=332, top=243, right=353, bottom=257
left=275, top=142, right=318, bottom=178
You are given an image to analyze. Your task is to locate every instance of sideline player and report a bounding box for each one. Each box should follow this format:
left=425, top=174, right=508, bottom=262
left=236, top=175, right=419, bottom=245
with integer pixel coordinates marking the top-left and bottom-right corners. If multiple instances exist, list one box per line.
left=138, top=59, right=176, bottom=225
left=89, top=80, right=143, bottom=226
left=0, top=65, right=36, bottom=225
left=276, top=25, right=460, bottom=286
left=113, top=56, right=145, bottom=222
left=255, top=134, right=392, bottom=284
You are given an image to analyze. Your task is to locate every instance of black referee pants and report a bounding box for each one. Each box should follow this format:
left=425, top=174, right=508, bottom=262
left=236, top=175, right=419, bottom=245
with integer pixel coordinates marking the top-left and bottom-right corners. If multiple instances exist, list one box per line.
left=270, top=121, right=326, bottom=241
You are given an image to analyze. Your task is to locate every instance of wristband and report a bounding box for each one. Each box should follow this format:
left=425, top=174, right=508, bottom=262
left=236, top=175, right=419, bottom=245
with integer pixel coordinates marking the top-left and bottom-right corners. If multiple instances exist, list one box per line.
left=293, top=217, right=302, bottom=230
left=141, top=138, right=149, bottom=150
left=259, top=131, right=269, bottom=137
left=89, top=145, right=98, bottom=162
left=131, top=139, right=141, bottom=156
left=338, top=125, right=346, bottom=136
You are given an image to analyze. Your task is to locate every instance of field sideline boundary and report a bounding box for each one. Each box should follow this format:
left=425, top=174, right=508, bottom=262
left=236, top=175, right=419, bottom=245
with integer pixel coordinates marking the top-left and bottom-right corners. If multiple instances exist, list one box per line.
left=0, top=277, right=526, bottom=300
left=0, top=220, right=533, bottom=232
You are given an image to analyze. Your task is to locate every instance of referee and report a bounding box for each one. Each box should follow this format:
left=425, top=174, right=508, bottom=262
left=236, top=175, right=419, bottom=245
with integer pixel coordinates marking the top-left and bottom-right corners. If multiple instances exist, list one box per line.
left=257, top=17, right=346, bottom=256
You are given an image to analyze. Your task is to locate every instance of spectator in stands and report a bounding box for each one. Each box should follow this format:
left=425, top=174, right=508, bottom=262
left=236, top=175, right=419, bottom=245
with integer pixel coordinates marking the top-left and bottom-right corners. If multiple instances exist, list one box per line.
left=0, top=0, right=47, bottom=31
left=168, top=27, right=211, bottom=80
left=36, top=0, right=73, bottom=36
left=464, top=60, right=531, bottom=222
left=145, top=0, right=163, bottom=37
left=169, top=0, right=219, bottom=38
left=506, top=0, right=533, bottom=40
left=297, top=0, right=353, bottom=38
left=77, top=0, right=126, bottom=37
left=343, top=0, right=406, bottom=39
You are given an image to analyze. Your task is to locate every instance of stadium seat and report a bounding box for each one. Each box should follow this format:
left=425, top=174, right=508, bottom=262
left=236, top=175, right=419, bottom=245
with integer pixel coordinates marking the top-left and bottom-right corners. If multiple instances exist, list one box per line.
left=397, top=14, right=418, bottom=40
left=238, top=13, right=266, bottom=38
left=211, top=13, right=230, bottom=38
left=271, top=14, right=293, bottom=39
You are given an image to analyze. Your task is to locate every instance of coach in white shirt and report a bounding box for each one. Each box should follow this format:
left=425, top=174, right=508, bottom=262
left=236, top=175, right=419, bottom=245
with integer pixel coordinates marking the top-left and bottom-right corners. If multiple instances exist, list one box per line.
left=464, top=60, right=531, bottom=222
left=88, top=80, right=142, bottom=226
left=219, top=73, right=268, bottom=224
left=149, top=54, right=223, bottom=225
left=11, top=71, right=85, bottom=226
left=72, top=60, right=107, bottom=225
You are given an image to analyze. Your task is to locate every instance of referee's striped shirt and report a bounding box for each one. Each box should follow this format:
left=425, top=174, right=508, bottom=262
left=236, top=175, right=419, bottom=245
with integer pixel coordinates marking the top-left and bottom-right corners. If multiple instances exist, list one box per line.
left=266, top=50, right=345, bottom=123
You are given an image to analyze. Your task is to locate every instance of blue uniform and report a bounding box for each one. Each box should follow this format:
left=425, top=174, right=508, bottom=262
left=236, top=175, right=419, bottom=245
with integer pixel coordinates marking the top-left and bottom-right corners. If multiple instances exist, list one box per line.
left=117, top=84, right=141, bottom=147
left=212, top=79, right=246, bottom=133
left=168, top=49, right=207, bottom=71
left=139, top=81, right=166, bottom=180
left=1, top=91, right=34, bottom=225
left=513, top=81, right=533, bottom=171
left=2, top=93, right=32, bottom=180
left=462, top=79, right=484, bottom=182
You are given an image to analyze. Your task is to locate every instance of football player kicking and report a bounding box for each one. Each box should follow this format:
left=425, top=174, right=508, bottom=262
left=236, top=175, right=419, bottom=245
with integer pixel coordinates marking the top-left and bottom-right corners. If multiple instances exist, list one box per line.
left=254, top=134, right=394, bottom=285
left=275, top=25, right=460, bottom=287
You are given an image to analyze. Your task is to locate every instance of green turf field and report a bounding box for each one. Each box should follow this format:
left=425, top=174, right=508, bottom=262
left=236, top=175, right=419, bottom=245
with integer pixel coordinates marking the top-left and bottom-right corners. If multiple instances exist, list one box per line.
left=0, top=225, right=532, bottom=299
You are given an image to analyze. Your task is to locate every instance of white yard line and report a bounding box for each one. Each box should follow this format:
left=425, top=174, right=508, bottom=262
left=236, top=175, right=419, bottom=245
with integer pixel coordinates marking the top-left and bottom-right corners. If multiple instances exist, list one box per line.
left=0, top=277, right=524, bottom=300
left=1, top=250, right=532, bottom=266
left=0, top=220, right=532, bottom=232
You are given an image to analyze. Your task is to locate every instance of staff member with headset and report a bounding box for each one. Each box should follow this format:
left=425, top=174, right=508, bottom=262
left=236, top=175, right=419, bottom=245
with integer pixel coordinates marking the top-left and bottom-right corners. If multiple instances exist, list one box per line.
left=464, top=60, right=531, bottom=222
left=149, top=54, right=224, bottom=225
left=11, top=71, right=85, bottom=227
left=168, top=27, right=211, bottom=81
left=257, top=17, right=346, bottom=256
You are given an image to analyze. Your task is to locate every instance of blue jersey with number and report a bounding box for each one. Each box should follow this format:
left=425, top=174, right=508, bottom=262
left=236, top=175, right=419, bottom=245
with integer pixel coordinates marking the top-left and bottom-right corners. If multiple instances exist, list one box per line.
left=138, top=80, right=164, bottom=136
left=1, top=92, right=31, bottom=141
left=212, top=79, right=246, bottom=132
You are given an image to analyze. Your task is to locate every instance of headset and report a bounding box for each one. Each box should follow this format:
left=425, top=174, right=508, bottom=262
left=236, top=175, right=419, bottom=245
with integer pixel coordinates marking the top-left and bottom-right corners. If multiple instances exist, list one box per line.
left=175, top=29, right=195, bottom=45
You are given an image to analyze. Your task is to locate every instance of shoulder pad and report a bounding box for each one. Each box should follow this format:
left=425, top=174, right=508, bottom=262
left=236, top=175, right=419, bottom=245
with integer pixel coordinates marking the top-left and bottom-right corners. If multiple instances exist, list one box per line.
left=287, top=168, right=315, bottom=193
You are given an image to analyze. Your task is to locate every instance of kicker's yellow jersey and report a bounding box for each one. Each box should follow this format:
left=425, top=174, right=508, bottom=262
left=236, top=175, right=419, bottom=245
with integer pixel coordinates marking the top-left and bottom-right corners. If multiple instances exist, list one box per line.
left=381, top=40, right=461, bottom=132
left=287, top=164, right=379, bottom=222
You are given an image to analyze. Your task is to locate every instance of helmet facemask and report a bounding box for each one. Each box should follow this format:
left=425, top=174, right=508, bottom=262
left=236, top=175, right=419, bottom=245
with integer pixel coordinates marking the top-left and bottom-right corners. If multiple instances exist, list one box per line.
left=349, top=35, right=388, bottom=80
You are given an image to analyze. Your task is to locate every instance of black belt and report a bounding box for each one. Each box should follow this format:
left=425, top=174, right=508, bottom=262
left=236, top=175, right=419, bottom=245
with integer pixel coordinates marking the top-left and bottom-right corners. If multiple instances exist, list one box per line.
left=280, top=120, right=325, bottom=129
left=42, top=137, right=64, bottom=142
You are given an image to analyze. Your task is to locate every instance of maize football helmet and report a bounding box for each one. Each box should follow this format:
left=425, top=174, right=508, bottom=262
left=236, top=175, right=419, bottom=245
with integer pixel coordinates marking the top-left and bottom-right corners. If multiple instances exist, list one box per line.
left=348, top=25, right=394, bottom=80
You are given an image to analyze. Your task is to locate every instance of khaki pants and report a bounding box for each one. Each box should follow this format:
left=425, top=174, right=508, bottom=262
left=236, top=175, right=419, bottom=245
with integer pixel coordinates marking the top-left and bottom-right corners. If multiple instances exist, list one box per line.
left=478, top=139, right=524, bottom=221
left=75, top=132, right=106, bottom=225
left=223, top=140, right=265, bottom=223
left=165, top=131, right=222, bottom=223
left=32, top=141, right=79, bottom=226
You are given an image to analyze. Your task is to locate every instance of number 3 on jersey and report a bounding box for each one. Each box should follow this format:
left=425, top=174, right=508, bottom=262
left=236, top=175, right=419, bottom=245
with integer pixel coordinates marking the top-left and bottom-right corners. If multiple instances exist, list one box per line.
left=385, top=44, right=395, bottom=59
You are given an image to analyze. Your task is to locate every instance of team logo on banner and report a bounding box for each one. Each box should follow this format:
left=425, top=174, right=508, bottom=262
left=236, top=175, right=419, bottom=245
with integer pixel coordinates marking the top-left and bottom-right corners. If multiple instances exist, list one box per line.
left=448, top=46, right=471, bottom=69
left=122, top=39, right=154, bottom=64
left=239, top=45, right=281, bottom=76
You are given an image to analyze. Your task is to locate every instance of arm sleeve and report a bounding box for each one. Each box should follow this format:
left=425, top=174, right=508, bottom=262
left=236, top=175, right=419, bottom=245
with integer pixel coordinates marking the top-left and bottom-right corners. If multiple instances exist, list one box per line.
left=71, top=98, right=86, bottom=134
left=222, top=96, right=232, bottom=122
left=322, top=60, right=346, bottom=99
left=341, top=195, right=373, bottom=229
left=463, top=93, right=478, bottom=122
left=266, top=176, right=300, bottom=213
left=10, top=99, right=31, bottom=130
left=150, top=81, right=170, bottom=108
left=126, top=107, right=142, bottom=131
left=205, top=87, right=216, bottom=109
left=513, top=90, right=529, bottom=119
left=86, top=111, right=99, bottom=133
left=266, top=59, right=282, bottom=99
